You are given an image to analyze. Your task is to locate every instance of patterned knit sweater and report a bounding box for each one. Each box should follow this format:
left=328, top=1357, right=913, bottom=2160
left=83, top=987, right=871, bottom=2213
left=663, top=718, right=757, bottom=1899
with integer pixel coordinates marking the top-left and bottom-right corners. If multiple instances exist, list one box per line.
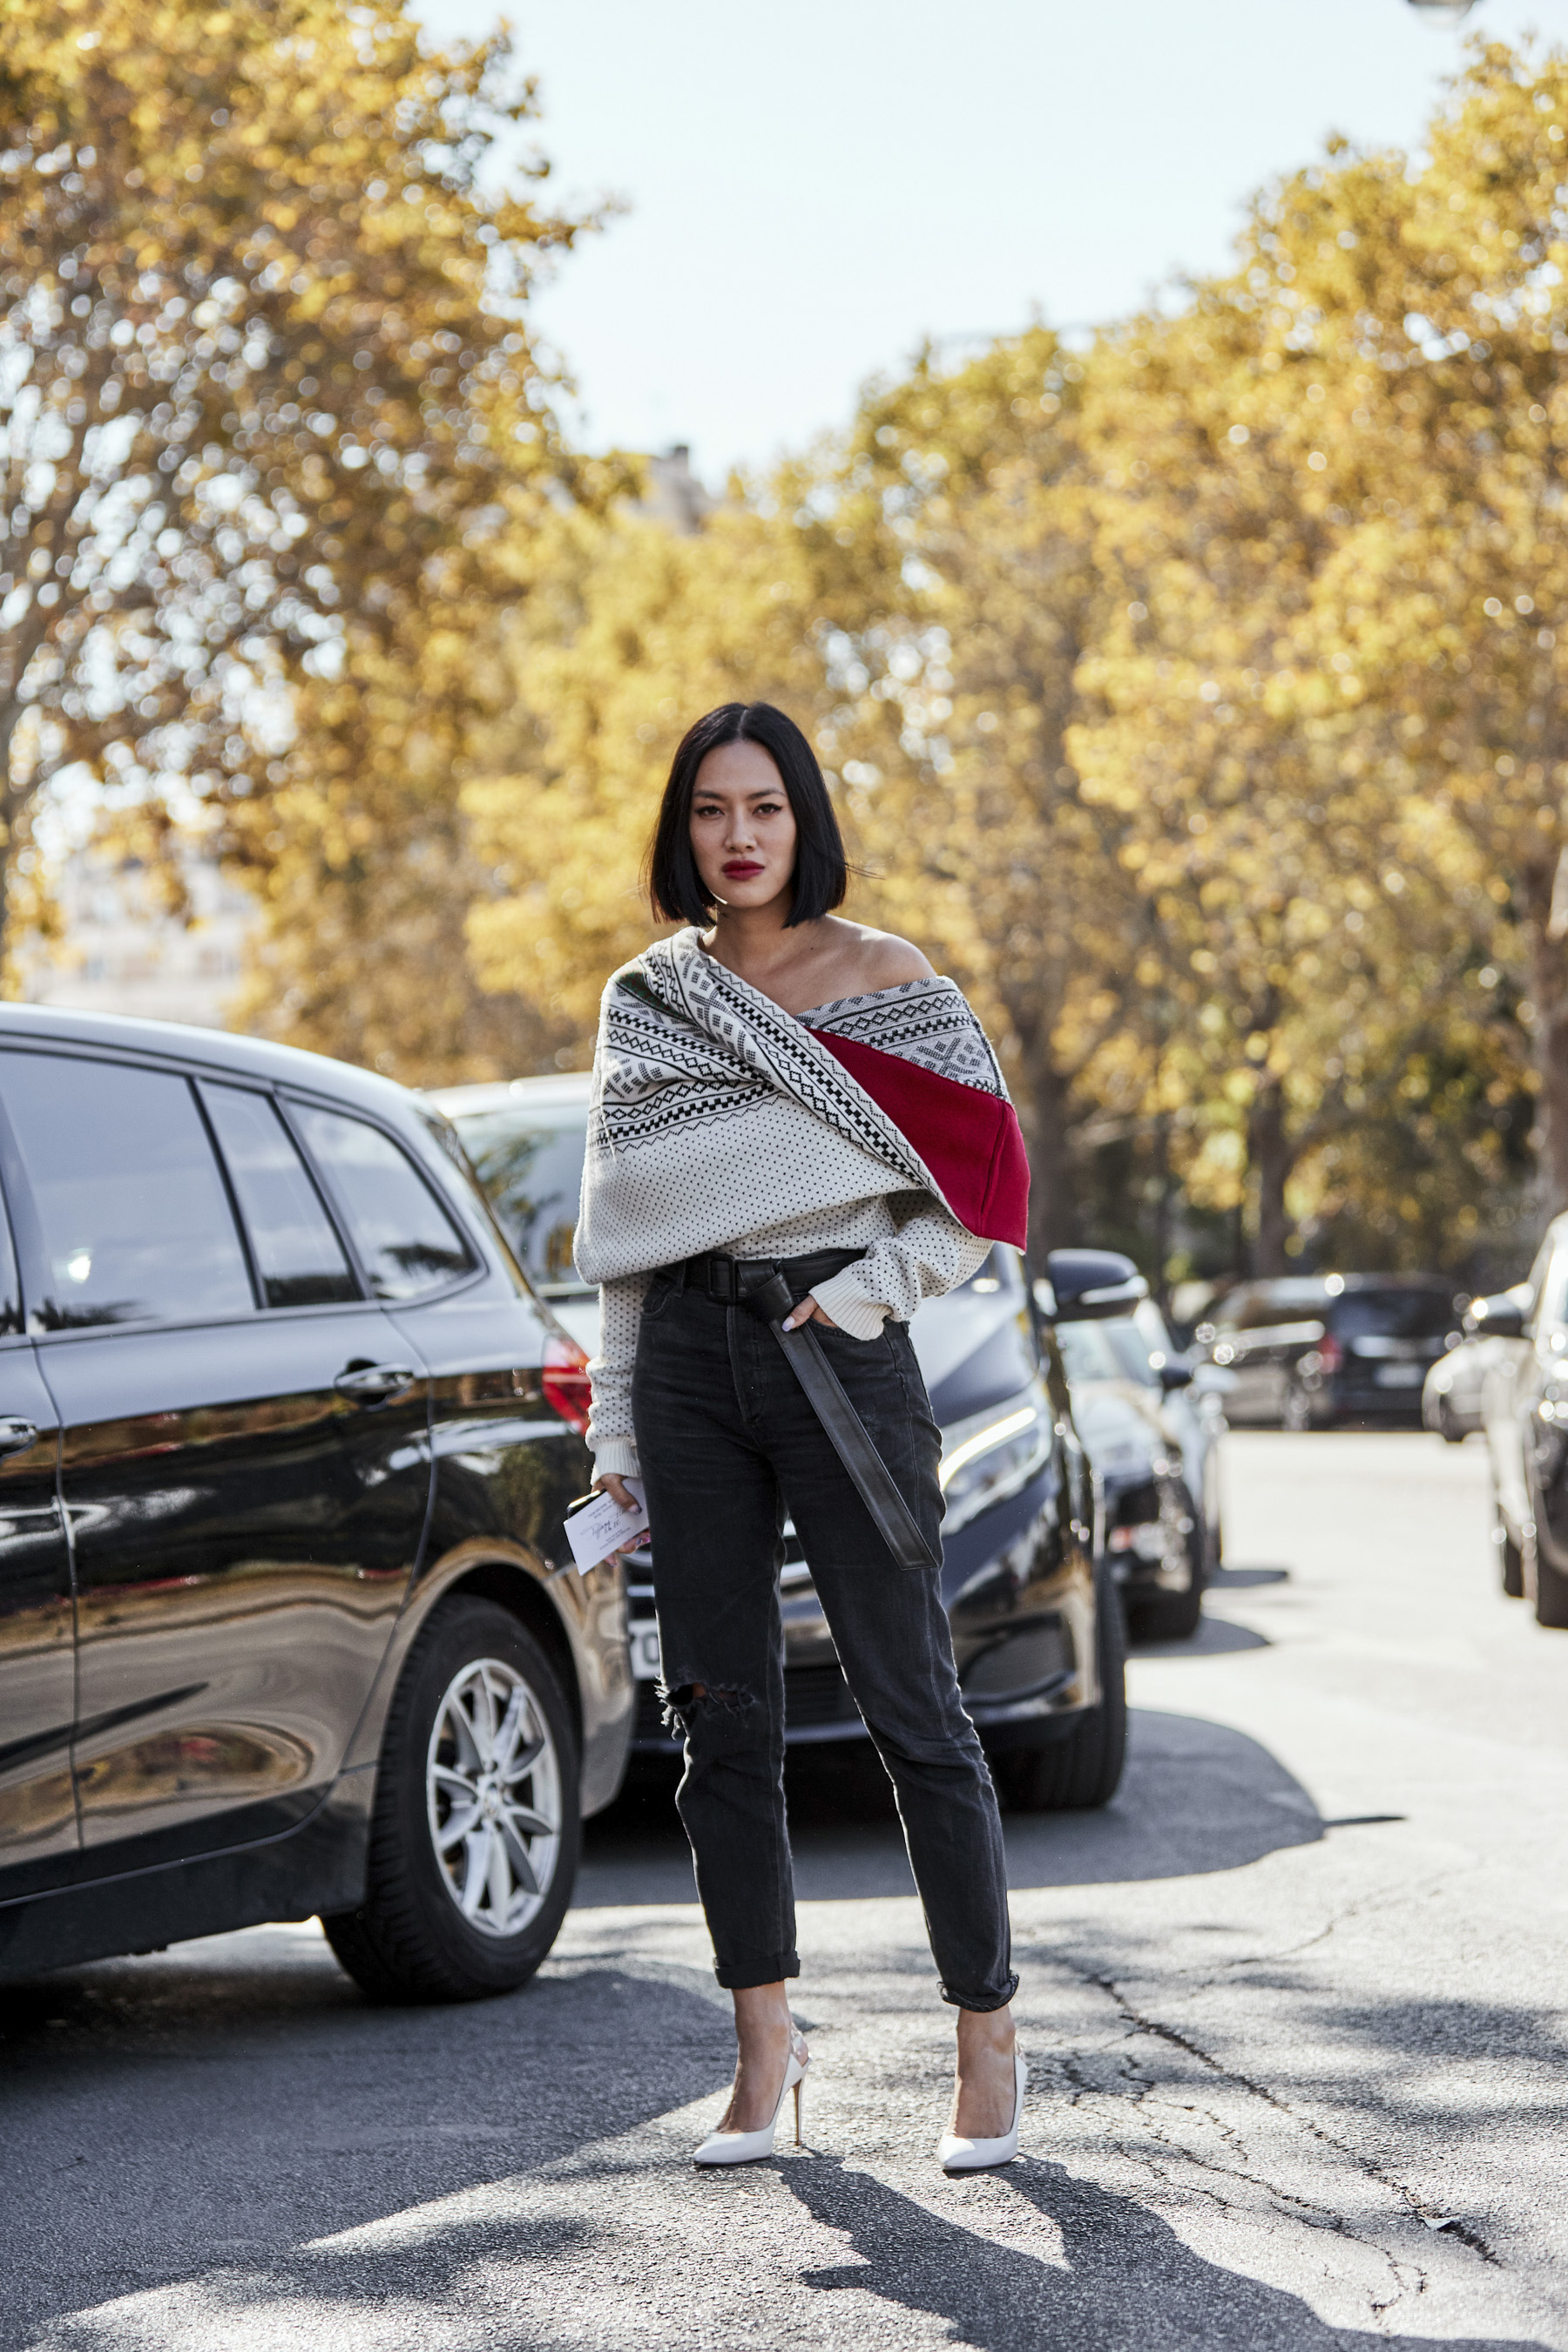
left=574, top=929, right=1030, bottom=1479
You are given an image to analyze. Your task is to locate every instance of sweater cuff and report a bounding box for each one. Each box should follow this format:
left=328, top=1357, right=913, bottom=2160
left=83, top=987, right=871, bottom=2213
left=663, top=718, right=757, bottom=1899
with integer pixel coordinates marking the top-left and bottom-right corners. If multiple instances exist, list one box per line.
left=590, top=1436, right=641, bottom=1480
left=810, top=1269, right=891, bottom=1341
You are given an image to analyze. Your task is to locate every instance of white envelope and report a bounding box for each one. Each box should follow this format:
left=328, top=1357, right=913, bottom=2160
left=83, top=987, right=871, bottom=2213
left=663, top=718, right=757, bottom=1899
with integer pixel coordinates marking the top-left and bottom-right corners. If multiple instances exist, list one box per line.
left=564, top=1480, right=649, bottom=1573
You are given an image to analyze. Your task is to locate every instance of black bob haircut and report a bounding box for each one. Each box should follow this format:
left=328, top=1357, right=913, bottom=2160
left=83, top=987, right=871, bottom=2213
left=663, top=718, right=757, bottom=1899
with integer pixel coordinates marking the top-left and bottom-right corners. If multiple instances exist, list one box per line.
left=645, top=701, right=848, bottom=929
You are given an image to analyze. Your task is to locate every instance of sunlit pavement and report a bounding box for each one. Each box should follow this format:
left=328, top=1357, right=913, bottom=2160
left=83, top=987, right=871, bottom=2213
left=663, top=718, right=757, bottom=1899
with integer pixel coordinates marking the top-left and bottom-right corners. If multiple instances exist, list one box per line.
left=4, top=1431, right=1566, bottom=2351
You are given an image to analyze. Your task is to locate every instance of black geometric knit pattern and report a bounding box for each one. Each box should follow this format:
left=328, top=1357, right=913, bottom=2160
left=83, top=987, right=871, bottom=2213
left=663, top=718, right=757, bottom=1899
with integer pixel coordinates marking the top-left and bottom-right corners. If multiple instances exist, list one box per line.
left=801, top=976, right=1007, bottom=1098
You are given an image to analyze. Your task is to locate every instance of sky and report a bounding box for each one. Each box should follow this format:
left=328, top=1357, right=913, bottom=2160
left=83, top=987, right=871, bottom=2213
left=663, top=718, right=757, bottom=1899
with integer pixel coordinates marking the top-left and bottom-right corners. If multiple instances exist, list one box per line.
left=414, top=0, right=1564, bottom=481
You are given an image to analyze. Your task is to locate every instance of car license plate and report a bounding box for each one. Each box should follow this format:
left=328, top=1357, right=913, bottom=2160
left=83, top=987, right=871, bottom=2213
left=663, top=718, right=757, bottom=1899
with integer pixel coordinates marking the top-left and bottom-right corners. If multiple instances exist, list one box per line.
left=629, top=1623, right=663, bottom=1680
left=1375, top=1363, right=1424, bottom=1387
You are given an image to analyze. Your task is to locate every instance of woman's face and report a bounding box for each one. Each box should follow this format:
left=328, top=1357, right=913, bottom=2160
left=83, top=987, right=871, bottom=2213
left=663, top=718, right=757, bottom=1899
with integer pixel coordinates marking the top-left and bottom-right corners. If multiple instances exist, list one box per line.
left=689, top=740, right=798, bottom=916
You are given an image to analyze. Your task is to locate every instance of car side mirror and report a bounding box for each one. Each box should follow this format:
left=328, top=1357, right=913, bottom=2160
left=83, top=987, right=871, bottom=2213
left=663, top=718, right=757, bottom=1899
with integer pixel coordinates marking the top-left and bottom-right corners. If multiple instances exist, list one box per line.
left=1044, top=1247, right=1149, bottom=1322
left=1467, top=1291, right=1525, bottom=1341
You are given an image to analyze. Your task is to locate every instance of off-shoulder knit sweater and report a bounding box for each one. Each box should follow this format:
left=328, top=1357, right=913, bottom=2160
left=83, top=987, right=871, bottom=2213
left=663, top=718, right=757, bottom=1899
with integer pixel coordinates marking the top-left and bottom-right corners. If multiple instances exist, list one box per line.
left=572, top=929, right=1031, bottom=1483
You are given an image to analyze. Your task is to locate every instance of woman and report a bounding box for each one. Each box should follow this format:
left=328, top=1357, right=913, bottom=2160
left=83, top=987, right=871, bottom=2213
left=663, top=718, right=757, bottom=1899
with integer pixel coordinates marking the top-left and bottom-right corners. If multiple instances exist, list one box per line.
left=577, top=700, right=1031, bottom=2171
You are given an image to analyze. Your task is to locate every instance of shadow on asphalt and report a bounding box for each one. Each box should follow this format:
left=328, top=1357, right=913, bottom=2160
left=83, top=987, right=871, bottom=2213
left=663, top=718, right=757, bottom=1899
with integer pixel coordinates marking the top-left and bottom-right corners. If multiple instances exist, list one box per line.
left=784, top=2155, right=1552, bottom=2352
left=0, top=1950, right=733, bottom=2352
left=572, top=1706, right=1325, bottom=1908
left=1131, top=1611, right=1271, bottom=1657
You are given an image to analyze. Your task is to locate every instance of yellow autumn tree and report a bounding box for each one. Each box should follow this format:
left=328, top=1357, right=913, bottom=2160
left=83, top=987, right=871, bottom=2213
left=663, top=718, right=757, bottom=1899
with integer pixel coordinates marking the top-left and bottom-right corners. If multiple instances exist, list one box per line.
left=1258, top=38, right=1568, bottom=1220
left=0, top=0, right=589, bottom=1074
left=463, top=487, right=829, bottom=1039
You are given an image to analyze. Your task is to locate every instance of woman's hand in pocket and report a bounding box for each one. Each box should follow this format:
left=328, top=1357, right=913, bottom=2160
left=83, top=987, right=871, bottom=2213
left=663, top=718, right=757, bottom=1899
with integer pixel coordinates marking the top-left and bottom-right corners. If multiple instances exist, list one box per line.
left=781, top=1294, right=838, bottom=1332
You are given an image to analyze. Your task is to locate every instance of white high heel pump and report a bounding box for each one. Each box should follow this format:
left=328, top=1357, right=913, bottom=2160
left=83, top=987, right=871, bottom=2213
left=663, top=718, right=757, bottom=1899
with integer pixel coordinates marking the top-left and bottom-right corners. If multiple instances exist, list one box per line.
left=938, top=2051, right=1026, bottom=2173
left=693, top=2036, right=808, bottom=2166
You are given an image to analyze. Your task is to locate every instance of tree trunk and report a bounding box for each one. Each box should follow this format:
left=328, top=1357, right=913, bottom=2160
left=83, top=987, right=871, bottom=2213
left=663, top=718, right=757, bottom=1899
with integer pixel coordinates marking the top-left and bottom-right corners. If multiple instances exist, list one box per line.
left=1016, top=1043, right=1080, bottom=1260
left=1152, top=1112, right=1173, bottom=1306
left=1526, top=855, right=1568, bottom=1220
left=1248, top=1080, right=1294, bottom=1277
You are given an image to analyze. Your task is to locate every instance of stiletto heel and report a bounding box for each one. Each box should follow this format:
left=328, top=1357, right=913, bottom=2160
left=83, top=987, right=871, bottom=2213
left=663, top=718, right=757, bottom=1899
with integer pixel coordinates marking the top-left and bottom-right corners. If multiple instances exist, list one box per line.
left=938, top=2051, right=1025, bottom=2173
left=693, top=2035, right=809, bottom=2166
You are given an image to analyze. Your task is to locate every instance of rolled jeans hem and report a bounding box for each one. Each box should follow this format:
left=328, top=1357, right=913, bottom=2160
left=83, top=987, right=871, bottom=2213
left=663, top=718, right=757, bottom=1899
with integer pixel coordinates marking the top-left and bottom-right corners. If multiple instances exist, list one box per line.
left=715, top=1952, right=801, bottom=1990
left=941, top=1971, right=1020, bottom=2013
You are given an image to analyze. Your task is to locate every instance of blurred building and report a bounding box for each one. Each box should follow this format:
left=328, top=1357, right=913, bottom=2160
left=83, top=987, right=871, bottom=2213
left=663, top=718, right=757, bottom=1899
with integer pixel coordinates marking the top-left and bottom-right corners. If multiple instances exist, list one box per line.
left=21, top=845, right=256, bottom=1032
left=639, top=444, right=713, bottom=535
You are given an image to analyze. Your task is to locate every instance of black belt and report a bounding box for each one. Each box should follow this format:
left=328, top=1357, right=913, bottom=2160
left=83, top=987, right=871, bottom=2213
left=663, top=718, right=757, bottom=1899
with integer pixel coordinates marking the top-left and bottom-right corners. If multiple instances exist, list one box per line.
left=673, top=1251, right=941, bottom=1573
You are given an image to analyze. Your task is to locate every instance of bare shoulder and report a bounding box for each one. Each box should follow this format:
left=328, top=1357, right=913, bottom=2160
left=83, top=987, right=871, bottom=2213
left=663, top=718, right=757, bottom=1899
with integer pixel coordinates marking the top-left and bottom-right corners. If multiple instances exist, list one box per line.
left=835, top=921, right=936, bottom=992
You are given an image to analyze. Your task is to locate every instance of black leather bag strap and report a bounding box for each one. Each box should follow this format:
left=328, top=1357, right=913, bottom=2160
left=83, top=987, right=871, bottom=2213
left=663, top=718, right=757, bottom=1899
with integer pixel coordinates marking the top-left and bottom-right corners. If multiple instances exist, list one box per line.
left=747, top=1272, right=940, bottom=1572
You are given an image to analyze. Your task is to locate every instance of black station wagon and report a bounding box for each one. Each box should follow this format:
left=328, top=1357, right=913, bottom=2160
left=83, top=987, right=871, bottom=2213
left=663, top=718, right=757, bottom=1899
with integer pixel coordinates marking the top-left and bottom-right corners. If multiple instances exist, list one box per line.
left=0, top=1007, right=630, bottom=2002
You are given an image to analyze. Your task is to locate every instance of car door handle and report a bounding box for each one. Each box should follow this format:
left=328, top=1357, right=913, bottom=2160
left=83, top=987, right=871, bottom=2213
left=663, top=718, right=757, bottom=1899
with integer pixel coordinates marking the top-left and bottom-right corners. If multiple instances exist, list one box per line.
left=335, top=1362, right=418, bottom=1404
left=0, top=1416, right=37, bottom=1456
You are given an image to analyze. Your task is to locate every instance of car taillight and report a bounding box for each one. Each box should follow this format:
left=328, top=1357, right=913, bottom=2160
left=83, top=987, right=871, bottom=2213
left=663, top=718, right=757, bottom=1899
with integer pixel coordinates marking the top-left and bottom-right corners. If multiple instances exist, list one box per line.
left=542, top=1333, right=592, bottom=1434
left=1317, top=1335, right=1343, bottom=1374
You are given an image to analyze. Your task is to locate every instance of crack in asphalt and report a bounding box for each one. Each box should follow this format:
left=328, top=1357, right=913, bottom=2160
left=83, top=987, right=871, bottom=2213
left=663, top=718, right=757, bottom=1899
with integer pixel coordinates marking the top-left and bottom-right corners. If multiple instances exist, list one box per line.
left=1058, top=2053, right=1434, bottom=2330
left=1081, top=2060, right=1438, bottom=2333
left=1078, top=1970, right=1502, bottom=2270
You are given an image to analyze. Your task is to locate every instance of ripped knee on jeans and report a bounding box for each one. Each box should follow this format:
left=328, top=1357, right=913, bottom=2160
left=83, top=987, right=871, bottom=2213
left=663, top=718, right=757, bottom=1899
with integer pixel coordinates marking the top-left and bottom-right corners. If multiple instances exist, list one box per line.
left=659, top=1676, right=755, bottom=1737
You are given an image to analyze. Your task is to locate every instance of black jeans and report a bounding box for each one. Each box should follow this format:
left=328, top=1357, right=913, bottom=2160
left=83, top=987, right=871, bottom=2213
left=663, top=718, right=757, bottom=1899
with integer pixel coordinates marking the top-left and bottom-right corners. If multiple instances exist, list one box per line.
left=631, top=1255, right=1017, bottom=2011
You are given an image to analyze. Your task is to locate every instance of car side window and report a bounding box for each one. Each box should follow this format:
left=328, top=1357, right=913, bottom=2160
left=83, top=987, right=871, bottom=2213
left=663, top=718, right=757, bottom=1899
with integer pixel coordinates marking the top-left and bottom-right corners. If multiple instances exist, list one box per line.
left=291, top=1102, right=476, bottom=1301
left=0, top=1172, right=21, bottom=1340
left=200, top=1084, right=358, bottom=1308
left=0, top=1052, right=253, bottom=1328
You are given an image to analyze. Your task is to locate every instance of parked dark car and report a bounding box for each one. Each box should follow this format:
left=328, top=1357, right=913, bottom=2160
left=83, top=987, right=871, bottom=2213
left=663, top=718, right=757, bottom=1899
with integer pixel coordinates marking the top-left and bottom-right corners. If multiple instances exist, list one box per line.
left=1478, top=1227, right=1568, bottom=1627
left=1194, top=1274, right=1462, bottom=1429
left=434, top=1076, right=1127, bottom=1813
left=0, top=1009, right=632, bottom=1999
left=1045, top=1251, right=1223, bottom=1641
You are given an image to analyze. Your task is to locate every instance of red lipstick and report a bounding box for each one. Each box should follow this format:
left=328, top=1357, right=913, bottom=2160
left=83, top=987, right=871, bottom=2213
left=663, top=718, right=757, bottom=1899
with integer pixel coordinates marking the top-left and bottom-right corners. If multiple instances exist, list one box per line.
left=722, top=860, right=764, bottom=877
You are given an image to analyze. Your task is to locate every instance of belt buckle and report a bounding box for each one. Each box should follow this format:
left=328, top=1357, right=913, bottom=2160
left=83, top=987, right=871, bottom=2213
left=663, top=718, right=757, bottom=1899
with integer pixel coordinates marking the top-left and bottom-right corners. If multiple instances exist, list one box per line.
left=713, top=1255, right=737, bottom=1304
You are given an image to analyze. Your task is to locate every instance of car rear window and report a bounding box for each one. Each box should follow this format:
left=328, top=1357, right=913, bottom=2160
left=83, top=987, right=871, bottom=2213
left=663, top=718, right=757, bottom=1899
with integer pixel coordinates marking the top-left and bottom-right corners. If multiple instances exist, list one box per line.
left=201, top=1084, right=358, bottom=1309
left=449, top=1100, right=587, bottom=1294
left=292, top=1104, right=475, bottom=1301
left=1329, top=1290, right=1456, bottom=1341
left=1, top=1052, right=253, bottom=1328
left=1214, top=1280, right=1328, bottom=1332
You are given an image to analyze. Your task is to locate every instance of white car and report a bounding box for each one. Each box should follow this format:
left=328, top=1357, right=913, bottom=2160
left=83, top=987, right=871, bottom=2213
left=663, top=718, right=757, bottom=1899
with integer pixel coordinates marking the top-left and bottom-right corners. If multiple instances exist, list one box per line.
left=1423, top=1285, right=1528, bottom=1443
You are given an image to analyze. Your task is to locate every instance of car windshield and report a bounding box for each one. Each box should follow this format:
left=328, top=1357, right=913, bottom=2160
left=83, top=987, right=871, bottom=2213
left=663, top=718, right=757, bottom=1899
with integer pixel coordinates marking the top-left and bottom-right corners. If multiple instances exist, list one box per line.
left=449, top=1100, right=588, bottom=1294
left=1058, top=1302, right=1173, bottom=1388
left=1055, top=1321, right=1127, bottom=1383
left=1330, top=1289, right=1456, bottom=1340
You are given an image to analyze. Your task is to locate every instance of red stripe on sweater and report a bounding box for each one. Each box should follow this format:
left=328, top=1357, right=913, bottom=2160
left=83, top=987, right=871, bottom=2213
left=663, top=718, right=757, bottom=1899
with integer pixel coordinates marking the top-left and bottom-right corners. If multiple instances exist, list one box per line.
left=811, top=1031, right=1030, bottom=1248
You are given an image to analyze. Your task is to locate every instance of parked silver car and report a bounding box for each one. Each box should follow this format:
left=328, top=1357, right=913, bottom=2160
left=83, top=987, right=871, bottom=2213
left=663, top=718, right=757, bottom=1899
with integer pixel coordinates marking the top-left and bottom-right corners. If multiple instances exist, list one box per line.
left=1044, top=1254, right=1224, bottom=1641
left=1423, top=1286, right=1523, bottom=1443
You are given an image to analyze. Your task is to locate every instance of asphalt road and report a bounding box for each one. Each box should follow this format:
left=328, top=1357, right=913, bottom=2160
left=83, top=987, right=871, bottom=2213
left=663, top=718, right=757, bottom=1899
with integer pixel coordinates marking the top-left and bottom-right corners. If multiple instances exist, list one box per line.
left=3, top=1431, right=1566, bottom=2352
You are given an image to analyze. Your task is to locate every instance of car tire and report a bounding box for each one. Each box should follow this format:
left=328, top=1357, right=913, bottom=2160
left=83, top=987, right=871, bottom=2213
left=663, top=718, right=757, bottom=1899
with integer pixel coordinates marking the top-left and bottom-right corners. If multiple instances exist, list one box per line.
left=994, top=1565, right=1127, bottom=1811
left=1438, top=1399, right=1465, bottom=1445
left=1533, top=1544, right=1568, bottom=1629
left=1495, top=1504, right=1524, bottom=1600
left=322, top=1597, right=580, bottom=2004
left=1127, top=1503, right=1206, bottom=1642
left=1129, top=1577, right=1203, bottom=1643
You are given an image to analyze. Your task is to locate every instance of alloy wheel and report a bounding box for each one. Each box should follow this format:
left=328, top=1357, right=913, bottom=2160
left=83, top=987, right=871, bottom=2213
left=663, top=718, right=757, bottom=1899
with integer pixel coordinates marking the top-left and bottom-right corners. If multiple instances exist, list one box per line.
left=425, top=1657, right=562, bottom=1937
